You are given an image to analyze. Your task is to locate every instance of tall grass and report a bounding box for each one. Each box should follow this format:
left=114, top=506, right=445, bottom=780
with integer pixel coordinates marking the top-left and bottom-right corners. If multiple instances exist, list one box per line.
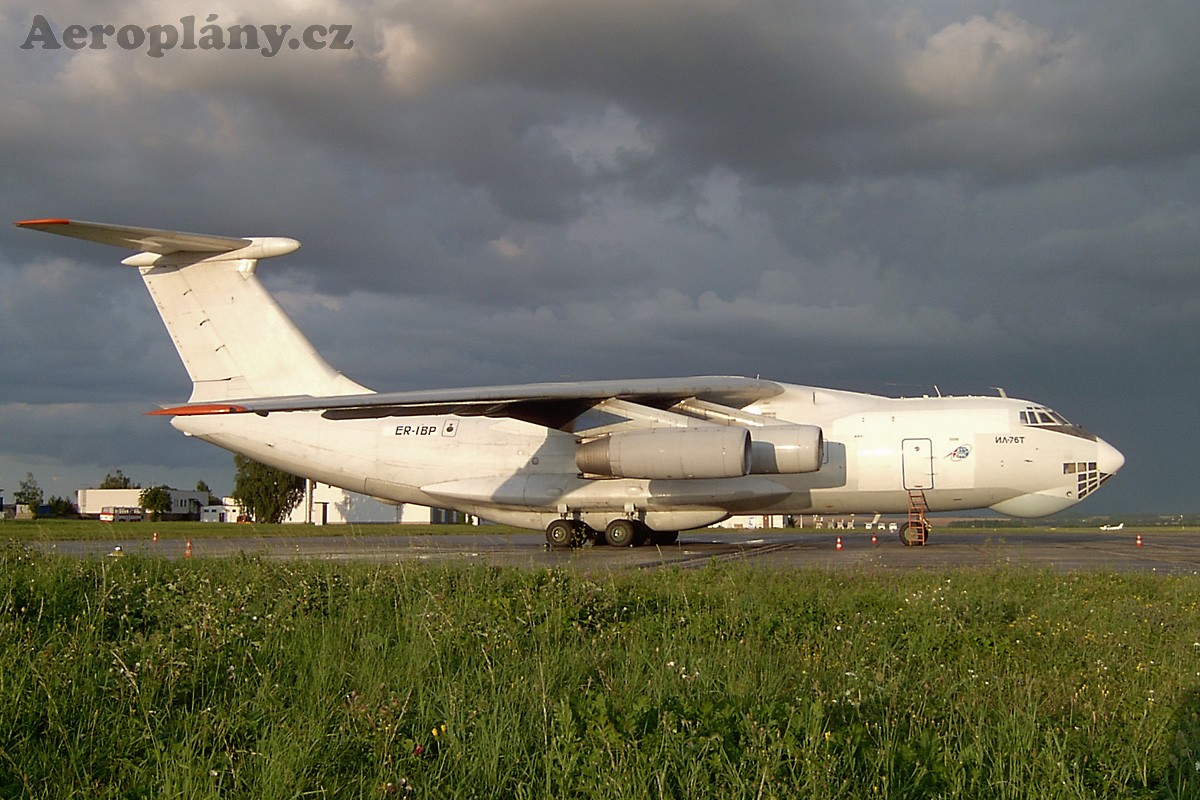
left=0, top=518, right=522, bottom=541
left=1, top=549, right=1198, bottom=798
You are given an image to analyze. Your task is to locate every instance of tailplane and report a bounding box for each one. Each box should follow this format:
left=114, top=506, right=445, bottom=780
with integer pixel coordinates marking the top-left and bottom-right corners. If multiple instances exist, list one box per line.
left=15, top=219, right=369, bottom=402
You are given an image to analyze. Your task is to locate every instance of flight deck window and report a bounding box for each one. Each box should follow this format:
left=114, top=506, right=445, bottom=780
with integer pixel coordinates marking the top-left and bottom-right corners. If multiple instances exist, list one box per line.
left=1022, top=406, right=1075, bottom=429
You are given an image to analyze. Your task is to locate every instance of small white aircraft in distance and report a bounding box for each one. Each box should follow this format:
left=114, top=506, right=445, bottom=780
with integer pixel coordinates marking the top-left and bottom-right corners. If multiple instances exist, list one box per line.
left=1099, top=522, right=1124, bottom=530
left=16, top=218, right=1125, bottom=548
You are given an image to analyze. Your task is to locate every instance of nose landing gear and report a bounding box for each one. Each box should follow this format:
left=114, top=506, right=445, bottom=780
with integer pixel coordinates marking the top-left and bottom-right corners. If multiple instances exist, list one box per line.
left=897, top=520, right=929, bottom=546
left=901, top=489, right=930, bottom=546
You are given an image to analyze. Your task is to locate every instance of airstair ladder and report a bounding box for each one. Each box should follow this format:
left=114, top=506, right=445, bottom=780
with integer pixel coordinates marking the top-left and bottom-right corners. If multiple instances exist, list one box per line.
left=907, top=489, right=928, bottom=545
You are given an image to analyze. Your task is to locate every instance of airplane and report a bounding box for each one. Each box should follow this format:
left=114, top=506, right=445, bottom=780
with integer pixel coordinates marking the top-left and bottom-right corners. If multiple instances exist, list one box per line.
left=1099, top=522, right=1124, bottom=530
left=15, top=218, right=1126, bottom=548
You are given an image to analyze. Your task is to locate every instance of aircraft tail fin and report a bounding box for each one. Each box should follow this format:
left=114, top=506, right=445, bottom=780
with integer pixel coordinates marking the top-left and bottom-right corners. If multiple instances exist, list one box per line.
left=15, top=219, right=370, bottom=402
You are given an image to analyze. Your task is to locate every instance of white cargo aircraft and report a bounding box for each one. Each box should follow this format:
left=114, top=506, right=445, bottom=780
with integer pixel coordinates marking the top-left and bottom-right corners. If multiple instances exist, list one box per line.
left=17, top=218, right=1125, bottom=547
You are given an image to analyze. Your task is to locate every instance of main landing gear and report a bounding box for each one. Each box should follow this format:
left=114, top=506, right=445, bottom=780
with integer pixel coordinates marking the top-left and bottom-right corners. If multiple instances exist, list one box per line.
left=603, top=518, right=641, bottom=547
left=544, top=519, right=680, bottom=549
left=544, top=519, right=578, bottom=549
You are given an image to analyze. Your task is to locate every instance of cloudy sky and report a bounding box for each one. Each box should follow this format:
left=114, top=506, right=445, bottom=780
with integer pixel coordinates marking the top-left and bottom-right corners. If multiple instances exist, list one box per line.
left=2, top=0, right=1196, bottom=515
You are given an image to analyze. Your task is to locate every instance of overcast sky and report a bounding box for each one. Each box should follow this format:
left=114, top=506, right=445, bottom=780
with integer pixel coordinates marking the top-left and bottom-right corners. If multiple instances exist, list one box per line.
left=2, top=0, right=1197, bottom=515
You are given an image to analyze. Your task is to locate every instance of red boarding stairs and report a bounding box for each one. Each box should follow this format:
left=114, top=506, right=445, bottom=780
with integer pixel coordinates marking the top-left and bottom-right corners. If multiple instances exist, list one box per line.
left=906, top=489, right=928, bottom=546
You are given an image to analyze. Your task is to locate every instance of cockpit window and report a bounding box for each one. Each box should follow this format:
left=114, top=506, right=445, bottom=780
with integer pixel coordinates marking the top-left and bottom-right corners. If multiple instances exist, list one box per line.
left=1019, top=405, right=1096, bottom=441
left=1021, top=406, right=1073, bottom=427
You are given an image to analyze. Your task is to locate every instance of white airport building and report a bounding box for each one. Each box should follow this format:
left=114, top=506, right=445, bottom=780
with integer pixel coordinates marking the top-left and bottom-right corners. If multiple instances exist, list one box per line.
left=76, top=488, right=210, bottom=520
left=198, top=482, right=467, bottom=525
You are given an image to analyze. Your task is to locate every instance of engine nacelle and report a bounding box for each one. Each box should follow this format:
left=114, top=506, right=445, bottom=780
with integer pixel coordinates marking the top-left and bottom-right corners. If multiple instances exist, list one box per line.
left=749, top=424, right=824, bottom=474
left=576, top=427, right=751, bottom=480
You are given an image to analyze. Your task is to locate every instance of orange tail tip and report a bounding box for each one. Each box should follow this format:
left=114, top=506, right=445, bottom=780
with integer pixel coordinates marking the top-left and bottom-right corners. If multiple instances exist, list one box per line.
left=148, top=403, right=248, bottom=416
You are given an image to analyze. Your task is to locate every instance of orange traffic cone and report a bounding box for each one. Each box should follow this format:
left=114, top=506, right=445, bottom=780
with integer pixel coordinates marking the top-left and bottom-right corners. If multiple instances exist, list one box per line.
left=185, top=538, right=193, bottom=559
left=1135, top=534, right=1143, bottom=547
left=152, top=531, right=158, bottom=543
left=836, top=536, right=843, bottom=551
left=871, top=533, right=878, bottom=545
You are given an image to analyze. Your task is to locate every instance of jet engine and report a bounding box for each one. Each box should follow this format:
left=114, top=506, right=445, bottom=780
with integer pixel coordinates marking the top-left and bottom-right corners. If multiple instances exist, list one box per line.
left=748, top=424, right=824, bottom=474
left=576, top=427, right=751, bottom=480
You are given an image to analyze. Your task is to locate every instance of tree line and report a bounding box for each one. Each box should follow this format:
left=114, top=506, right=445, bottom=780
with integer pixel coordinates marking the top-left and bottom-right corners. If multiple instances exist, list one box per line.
left=8, top=459, right=306, bottom=523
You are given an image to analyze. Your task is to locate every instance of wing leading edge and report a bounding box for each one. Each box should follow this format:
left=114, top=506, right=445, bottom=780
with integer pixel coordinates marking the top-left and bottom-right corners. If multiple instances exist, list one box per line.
left=150, top=376, right=786, bottom=430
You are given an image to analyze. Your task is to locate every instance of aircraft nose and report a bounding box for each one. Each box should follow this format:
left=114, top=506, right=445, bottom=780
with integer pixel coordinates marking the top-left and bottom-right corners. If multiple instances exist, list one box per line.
left=1097, top=437, right=1125, bottom=476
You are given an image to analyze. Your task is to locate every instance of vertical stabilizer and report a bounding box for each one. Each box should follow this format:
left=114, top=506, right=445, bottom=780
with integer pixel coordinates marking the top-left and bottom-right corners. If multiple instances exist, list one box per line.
left=139, top=258, right=368, bottom=402
left=15, top=219, right=369, bottom=401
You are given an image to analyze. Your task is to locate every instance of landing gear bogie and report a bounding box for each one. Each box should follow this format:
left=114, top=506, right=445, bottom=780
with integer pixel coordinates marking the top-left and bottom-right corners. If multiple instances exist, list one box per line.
left=546, top=520, right=598, bottom=549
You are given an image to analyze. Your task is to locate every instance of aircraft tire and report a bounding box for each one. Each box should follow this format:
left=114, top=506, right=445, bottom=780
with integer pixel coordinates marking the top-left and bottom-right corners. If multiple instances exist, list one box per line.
left=650, top=529, right=679, bottom=546
left=546, top=520, right=575, bottom=549
left=605, top=519, right=638, bottom=547
left=898, top=521, right=928, bottom=547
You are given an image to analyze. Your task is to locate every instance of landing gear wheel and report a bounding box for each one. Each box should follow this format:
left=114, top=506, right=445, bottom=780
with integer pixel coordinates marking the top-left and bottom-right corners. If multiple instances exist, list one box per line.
left=545, top=520, right=574, bottom=549
left=605, top=519, right=638, bottom=547
left=898, top=521, right=929, bottom=547
left=650, top=530, right=679, bottom=546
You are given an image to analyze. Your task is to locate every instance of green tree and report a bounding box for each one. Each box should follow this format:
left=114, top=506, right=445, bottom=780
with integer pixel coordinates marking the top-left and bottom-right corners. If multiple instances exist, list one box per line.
left=139, top=485, right=172, bottom=521
left=14, top=473, right=43, bottom=515
left=232, top=456, right=306, bottom=524
left=196, top=480, right=219, bottom=506
left=99, top=469, right=139, bottom=489
left=45, top=496, right=78, bottom=518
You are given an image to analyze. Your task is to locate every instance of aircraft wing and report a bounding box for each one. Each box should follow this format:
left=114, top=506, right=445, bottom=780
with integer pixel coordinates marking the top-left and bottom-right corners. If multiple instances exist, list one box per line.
left=150, top=376, right=786, bottom=431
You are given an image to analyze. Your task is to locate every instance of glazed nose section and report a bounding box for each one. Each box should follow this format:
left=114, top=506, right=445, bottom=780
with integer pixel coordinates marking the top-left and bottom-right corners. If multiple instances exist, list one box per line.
left=1097, top=437, right=1125, bottom=477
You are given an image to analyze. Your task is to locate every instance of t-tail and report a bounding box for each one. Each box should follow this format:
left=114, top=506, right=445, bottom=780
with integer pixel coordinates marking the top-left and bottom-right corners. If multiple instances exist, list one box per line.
left=15, top=219, right=369, bottom=402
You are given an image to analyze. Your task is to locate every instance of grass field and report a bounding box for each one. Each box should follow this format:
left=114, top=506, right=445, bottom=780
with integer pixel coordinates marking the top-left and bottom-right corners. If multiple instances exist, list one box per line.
left=0, top=518, right=529, bottom=541
left=4, top=517, right=1191, bottom=543
left=2, top=548, right=1199, bottom=798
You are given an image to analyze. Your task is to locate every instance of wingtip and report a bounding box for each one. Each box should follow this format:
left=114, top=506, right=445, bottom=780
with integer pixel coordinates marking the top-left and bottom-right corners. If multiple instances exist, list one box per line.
left=15, top=218, right=71, bottom=228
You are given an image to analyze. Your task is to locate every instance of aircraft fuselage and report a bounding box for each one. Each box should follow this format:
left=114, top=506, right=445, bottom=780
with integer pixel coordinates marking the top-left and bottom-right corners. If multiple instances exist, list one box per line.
left=176, top=382, right=1123, bottom=532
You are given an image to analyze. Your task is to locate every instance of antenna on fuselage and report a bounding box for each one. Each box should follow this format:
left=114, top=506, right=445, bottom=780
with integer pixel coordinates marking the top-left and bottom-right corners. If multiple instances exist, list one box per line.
left=993, top=386, right=1008, bottom=398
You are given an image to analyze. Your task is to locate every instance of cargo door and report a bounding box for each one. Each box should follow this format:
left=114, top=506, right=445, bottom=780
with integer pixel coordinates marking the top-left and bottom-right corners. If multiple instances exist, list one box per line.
left=901, top=438, right=934, bottom=490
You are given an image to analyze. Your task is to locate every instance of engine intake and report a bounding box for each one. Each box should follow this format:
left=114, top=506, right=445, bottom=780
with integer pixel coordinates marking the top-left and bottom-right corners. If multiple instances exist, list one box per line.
left=749, top=424, right=824, bottom=474
left=576, top=427, right=751, bottom=480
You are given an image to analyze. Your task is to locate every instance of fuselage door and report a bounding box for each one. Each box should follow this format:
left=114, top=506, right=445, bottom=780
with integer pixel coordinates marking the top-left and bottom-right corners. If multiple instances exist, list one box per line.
left=902, top=438, right=934, bottom=490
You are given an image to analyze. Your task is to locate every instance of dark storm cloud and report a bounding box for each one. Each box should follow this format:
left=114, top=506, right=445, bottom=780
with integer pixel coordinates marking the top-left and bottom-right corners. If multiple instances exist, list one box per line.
left=405, top=1, right=913, bottom=182
left=2, top=0, right=1198, bottom=512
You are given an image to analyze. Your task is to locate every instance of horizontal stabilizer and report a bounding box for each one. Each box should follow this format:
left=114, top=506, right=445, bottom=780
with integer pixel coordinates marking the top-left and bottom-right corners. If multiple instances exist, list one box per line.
left=16, top=216, right=356, bottom=402
left=15, top=218, right=251, bottom=254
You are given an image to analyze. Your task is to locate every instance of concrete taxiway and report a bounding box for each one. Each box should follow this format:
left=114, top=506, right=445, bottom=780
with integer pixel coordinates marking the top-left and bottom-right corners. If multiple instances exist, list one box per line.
left=28, top=528, right=1200, bottom=574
